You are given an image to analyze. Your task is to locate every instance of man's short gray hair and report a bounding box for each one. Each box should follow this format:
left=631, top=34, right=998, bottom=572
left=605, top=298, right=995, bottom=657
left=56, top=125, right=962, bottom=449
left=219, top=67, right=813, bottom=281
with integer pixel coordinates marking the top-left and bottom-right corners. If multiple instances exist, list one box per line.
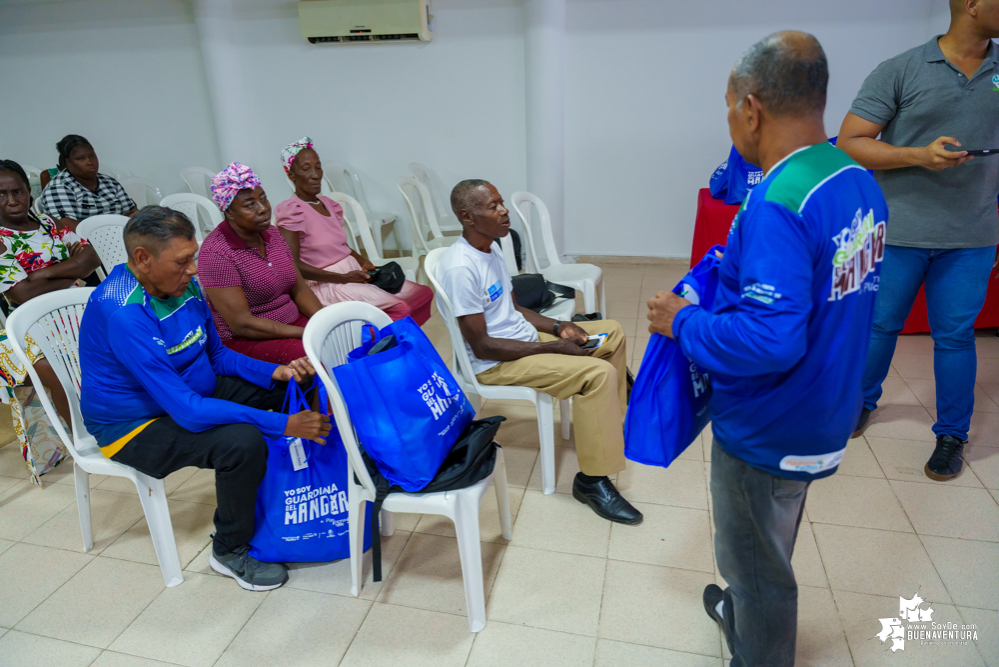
left=123, top=205, right=196, bottom=258
left=450, top=179, right=492, bottom=217
left=730, top=31, right=828, bottom=117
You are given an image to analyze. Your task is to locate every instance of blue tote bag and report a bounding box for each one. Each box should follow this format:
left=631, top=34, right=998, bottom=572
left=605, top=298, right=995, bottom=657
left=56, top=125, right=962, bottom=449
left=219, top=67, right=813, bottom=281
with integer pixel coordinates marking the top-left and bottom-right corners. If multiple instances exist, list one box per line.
left=333, top=316, right=475, bottom=492
left=624, top=247, right=723, bottom=468
left=250, top=379, right=372, bottom=563
left=708, top=145, right=764, bottom=206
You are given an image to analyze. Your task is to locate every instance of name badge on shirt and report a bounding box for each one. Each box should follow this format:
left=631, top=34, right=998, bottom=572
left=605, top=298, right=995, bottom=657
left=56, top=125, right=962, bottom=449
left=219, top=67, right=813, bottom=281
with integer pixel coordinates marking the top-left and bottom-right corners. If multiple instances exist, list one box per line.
left=485, top=280, right=503, bottom=304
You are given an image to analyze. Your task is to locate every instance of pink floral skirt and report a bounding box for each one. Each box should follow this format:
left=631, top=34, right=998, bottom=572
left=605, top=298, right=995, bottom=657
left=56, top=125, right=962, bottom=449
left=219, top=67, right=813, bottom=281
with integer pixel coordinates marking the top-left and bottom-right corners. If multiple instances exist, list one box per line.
left=308, top=256, right=434, bottom=326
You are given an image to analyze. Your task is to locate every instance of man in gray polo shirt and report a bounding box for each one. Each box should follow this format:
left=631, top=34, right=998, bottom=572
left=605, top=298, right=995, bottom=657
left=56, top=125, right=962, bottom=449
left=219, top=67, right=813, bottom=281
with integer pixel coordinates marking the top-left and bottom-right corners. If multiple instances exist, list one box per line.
left=838, top=0, right=999, bottom=482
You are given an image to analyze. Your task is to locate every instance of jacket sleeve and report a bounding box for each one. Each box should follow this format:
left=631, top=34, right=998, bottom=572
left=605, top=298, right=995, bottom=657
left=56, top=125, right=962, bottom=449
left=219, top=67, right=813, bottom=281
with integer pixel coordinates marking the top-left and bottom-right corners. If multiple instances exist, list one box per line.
left=107, top=309, right=288, bottom=437
left=672, top=201, right=814, bottom=377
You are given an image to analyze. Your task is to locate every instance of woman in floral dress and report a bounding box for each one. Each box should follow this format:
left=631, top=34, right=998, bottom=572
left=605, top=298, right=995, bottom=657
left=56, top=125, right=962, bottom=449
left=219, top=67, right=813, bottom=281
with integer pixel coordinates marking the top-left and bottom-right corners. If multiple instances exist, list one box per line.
left=0, top=160, right=102, bottom=484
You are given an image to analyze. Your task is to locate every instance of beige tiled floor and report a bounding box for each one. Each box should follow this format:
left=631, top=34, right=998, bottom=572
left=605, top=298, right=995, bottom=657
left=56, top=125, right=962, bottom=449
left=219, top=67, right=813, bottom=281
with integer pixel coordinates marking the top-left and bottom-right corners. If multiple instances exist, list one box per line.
left=0, top=261, right=997, bottom=666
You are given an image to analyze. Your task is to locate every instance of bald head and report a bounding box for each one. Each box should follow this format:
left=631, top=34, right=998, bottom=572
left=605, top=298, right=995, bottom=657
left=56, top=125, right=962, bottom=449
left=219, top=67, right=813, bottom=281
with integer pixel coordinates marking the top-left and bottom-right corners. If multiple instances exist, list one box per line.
left=729, top=31, right=828, bottom=118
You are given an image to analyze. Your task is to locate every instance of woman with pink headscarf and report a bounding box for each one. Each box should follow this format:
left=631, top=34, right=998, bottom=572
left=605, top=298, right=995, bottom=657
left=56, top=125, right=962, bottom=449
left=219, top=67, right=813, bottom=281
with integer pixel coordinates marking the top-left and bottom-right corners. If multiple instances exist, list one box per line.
left=274, top=138, right=433, bottom=325
left=198, top=162, right=324, bottom=364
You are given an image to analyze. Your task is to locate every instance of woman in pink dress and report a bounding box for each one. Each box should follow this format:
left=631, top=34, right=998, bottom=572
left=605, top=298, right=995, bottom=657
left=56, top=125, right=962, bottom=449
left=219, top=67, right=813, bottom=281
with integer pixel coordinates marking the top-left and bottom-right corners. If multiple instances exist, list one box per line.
left=274, top=138, right=433, bottom=325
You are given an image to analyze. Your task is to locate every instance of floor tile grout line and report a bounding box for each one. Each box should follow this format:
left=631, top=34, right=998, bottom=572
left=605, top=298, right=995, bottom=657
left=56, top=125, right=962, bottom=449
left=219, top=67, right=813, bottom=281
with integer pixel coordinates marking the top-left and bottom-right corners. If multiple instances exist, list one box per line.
left=208, top=588, right=272, bottom=667
left=955, top=605, right=992, bottom=666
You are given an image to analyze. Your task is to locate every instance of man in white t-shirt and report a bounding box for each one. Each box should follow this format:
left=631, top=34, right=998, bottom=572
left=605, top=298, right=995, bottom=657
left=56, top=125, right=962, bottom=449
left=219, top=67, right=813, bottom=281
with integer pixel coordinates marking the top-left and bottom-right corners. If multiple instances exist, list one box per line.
left=437, top=180, right=641, bottom=525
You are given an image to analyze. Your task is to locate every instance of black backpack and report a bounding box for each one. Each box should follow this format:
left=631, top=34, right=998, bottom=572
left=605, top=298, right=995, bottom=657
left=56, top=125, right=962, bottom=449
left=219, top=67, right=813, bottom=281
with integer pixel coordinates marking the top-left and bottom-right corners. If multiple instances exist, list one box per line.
left=511, top=273, right=575, bottom=312
left=363, top=415, right=506, bottom=581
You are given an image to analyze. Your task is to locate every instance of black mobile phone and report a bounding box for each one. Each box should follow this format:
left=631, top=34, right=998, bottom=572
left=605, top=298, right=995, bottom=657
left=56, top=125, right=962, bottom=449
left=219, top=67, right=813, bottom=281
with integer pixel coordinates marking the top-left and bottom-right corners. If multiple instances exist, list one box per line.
left=581, top=337, right=602, bottom=350
left=964, top=149, right=999, bottom=156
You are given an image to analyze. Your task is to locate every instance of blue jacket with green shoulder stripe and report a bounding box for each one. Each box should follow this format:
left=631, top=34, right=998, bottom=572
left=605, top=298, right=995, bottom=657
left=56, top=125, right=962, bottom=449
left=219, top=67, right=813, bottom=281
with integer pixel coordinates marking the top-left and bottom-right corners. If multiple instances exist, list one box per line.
left=673, top=141, right=889, bottom=480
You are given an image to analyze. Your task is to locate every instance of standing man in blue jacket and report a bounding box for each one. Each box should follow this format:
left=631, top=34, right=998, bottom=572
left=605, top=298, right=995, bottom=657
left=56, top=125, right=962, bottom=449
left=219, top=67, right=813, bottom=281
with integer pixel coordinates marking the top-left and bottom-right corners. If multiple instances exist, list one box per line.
left=80, top=206, right=331, bottom=592
left=838, top=0, right=999, bottom=481
left=647, top=33, right=888, bottom=666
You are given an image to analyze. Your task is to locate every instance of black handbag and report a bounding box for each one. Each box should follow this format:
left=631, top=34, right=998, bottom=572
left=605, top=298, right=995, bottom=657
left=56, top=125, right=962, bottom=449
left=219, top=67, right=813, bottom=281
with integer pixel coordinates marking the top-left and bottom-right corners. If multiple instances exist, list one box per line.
left=368, top=261, right=406, bottom=294
left=510, top=273, right=575, bottom=312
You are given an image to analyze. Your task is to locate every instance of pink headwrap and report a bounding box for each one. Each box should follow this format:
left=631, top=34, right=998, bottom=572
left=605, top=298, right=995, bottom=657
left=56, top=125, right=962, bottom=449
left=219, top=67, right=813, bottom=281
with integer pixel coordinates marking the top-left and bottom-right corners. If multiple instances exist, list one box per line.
left=211, top=162, right=262, bottom=211
left=281, top=136, right=314, bottom=175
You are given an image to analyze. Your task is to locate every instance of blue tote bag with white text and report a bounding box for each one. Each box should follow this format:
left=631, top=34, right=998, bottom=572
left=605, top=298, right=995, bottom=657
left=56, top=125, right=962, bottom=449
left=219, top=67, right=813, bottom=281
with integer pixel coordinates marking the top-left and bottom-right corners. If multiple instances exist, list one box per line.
left=624, top=247, right=722, bottom=468
left=333, top=316, right=475, bottom=492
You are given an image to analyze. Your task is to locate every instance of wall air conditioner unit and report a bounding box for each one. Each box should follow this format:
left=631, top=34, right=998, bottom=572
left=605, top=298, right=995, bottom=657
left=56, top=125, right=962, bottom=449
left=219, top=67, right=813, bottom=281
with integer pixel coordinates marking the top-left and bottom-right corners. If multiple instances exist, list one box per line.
left=298, top=0, right=432, bottom=44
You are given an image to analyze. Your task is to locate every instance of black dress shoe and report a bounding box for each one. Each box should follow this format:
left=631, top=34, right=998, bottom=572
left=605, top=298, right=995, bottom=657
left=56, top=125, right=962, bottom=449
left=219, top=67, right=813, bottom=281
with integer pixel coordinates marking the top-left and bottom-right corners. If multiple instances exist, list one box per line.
left=852, top=407, right=872, bottom=439
left=572, top=474, right=643, bottom=525
left=925, top=435, right=966, bottom=481
left=703, top=584, right=735, bottom=656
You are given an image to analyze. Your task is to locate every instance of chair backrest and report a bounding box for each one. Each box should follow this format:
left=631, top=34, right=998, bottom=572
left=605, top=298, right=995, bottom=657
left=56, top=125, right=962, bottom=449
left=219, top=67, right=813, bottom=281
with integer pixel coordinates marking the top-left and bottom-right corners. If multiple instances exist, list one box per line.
left=158, top=193, right=218, bottom=242
left=5, top=287, right=97, bottom=458
left=397, top=177, right=445, bottom=255
left=510, top=191, right=562, bottom=272
left=408, top=162, right=459, bottom=230
left=100, top=164, right=131, bottom=180
left=180, top=167, right=216, bottom=199
left=324, top=162, right=374, bottom=213
left=77, top=214, right=129, bottom=275
left=302, top=302, right=393, bottom=499
left=328, top=192, right=383, bottom=261
left=423, top=247, right=483, bottom=394
left=120, top=177, right=163, bottom=209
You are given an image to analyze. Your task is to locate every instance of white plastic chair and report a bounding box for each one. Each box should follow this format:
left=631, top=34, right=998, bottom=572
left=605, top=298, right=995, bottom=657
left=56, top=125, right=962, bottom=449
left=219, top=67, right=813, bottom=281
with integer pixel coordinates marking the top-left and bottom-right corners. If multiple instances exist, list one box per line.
left=329, top=192, right=421, bottom=283
left=323, top=162, right=401, bottom=256
left=120, top=177, right=163, bottom=209
left=303, top=302, right=512, bottom=633
left=5, top=288, right=183, bottom=587
left=507, top=192, right=605, bottom=315
left=100, top=164, right=131, bottom=181
left=180, top=167, right=216, bottom=199
left=22, top=164, right=43, bottom=200
left=425, top=247, right=570, bottom=496
left=158, top=193, right=216, bottom=241
left=397, top=177, right=459, bottom=258
left=77, top=214, right=130, bottom=280
left=408, top=163, right=462, bottom=234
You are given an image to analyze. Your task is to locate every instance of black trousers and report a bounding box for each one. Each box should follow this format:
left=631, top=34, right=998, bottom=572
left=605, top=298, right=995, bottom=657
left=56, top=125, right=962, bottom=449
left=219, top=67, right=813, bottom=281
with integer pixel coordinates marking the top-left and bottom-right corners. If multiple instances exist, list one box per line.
left=112, top=376, right=289, bottom=555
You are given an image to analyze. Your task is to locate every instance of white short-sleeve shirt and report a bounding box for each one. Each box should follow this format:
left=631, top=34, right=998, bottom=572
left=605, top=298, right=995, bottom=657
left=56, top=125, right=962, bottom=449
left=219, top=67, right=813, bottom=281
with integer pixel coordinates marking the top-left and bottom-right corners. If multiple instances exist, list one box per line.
left=438, top=237, right=538, bottom=374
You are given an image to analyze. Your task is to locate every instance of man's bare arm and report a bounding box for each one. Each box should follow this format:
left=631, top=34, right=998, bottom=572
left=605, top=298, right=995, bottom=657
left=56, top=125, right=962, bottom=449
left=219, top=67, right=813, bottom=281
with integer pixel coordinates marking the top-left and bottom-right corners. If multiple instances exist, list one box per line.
left=837, top=112, right=973, bottom=171
left=457, top=312, right=586, bottom=362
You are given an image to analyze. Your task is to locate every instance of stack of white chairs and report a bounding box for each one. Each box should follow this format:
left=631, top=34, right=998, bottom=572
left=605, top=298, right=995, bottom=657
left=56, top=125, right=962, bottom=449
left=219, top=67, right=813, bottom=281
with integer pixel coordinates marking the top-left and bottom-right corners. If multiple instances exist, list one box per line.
left=408, top=163, right=462, bottom=234
left=302, top=302, right=512, bottom=632
left=180, top=167, right=216, bottom=199
left=330, top=193, right=420, bottom=283
left=76, top=214, right=130, bottom=280
left=424, top=247, right=569, bottom=496
left=21, top=164, right=44, bottom=200
left=120, top=177, right=163, bottom=209
left=323, top=163, right=402, bottom=257
left=397, top=177, right=459, bottom=258
left=504, top=192, right=605, bottom=316
left=6, top=288, right=184, bottom=587
left=159, top=193, right=217, bottom=240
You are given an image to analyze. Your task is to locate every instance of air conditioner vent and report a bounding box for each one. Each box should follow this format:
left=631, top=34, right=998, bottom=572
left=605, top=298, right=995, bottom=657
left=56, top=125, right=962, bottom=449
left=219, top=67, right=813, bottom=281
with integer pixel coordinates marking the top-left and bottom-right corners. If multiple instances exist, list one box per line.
left=298, top=1, right=432, bottom=45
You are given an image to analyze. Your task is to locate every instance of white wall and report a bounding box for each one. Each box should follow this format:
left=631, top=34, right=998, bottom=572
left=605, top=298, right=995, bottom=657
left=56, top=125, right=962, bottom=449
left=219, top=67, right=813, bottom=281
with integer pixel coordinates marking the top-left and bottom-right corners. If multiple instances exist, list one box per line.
left=1, top=0, right=954, bottom=258
left=563, top=0, right=939, bottom=257
left=0, top=0, right=220, bottom=196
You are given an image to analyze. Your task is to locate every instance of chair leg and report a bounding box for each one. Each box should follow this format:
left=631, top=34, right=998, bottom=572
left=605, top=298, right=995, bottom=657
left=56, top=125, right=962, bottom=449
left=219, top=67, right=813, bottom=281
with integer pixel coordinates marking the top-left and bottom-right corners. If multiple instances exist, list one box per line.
left=598, top=279, right=606, bottom=318
left=134, top=475, right=183, bottom=588
left=493, top=449, right=513, bottom=541
left=583, top=283, right=596, bottom=314
left=453, top=494, right=487, bottom=632
left=559, top=399, right=572, bottom=440
left=349, top=483, right=367, bottom=597
left=74, top=462, right=93, bottom=553
left=373, top=221, right=385, bottom=257
left=536, top=394, right=556, bottom=495
left=380, top=510, right=396, bottom=537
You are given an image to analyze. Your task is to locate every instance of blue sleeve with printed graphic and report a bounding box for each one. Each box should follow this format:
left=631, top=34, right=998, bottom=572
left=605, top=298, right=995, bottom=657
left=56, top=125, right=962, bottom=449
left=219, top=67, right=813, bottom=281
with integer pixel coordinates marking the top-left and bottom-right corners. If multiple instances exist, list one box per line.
left=672, top=201, right=814, bottom=376
left=107, top=308, right=288, bottom=437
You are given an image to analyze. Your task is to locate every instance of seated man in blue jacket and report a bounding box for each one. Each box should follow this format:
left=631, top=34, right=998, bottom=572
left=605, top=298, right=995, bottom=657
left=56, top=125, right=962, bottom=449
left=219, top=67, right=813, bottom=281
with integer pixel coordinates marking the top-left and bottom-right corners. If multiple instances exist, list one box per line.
left=80, top=206, right=331, bottom=592
left=648, top=33, right=888, bottom=666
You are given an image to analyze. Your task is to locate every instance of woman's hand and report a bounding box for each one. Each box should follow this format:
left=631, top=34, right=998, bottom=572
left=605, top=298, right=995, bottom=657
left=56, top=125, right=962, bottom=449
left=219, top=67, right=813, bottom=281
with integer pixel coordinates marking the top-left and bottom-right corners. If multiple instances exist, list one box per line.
left=67, top=241, right=86, bottom=257
left=359, top=257, right=377, bottom=272
left=272, top=356, right=316, bottom=383
left=341, top=270, right=372, bottom=284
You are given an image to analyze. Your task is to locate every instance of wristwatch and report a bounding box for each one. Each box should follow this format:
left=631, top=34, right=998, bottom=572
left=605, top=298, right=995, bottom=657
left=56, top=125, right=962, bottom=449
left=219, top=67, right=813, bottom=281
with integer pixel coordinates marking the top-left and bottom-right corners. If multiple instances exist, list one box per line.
left=553, top=321, right=562, bottom=336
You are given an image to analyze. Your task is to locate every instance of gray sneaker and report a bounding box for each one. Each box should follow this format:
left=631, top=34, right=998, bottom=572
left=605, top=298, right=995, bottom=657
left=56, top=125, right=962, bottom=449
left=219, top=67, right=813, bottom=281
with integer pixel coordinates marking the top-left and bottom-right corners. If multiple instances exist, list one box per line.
left=210, top=545, right=288, bottom=591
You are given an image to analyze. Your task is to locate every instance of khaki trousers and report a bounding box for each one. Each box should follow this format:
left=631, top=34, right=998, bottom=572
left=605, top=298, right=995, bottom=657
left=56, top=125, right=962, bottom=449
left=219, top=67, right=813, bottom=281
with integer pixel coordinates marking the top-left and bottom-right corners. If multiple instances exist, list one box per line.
left=476, top=320, right=628, bottom=476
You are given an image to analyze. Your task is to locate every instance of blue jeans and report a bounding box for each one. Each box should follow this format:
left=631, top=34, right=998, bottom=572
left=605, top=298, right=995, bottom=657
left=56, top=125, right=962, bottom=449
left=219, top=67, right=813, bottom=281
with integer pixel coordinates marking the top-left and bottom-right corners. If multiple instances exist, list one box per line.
left=711, top=440, right=809, bottom=667
left=861, top=244, right=995, bottom=440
